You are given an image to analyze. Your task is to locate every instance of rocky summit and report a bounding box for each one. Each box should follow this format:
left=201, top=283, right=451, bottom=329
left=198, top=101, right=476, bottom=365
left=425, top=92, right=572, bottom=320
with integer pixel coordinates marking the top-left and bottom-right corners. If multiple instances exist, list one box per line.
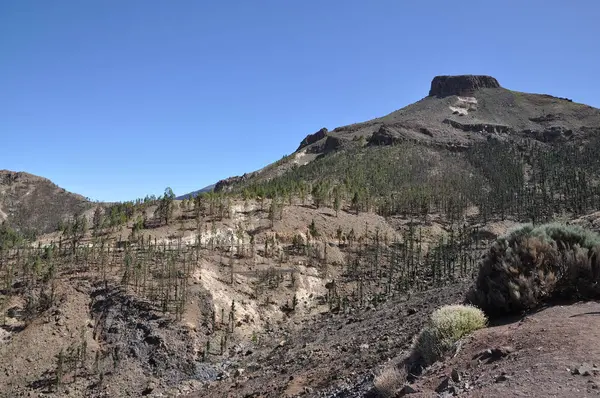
left=429, top=75, right=501, bottom=97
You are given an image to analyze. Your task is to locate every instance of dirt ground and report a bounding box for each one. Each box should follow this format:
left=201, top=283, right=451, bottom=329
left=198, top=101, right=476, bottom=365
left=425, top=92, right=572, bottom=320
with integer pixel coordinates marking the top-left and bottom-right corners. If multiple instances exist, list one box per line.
left=186, top=283, right=471, bottom=398
left=409, top=301, right=600, bottom=397
left=0, top=200, right=588, bottom=398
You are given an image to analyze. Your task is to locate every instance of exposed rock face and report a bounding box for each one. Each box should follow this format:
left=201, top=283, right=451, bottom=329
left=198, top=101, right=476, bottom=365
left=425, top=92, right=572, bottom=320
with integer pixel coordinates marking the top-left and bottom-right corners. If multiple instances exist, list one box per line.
left=297, top=128, right=328, bottom=151
left=214, top=173, right=255, bottom=192
left=522, top=126, right=573, bottom=142
left=306, top=135, right=347, bottom=153
left=442, top=119, right=512, bottom=134
left=429, top=75, right=501, bottom=97
left=368, top=126, right=403, bottom=146
left=0, top=170, right=44, bottom=185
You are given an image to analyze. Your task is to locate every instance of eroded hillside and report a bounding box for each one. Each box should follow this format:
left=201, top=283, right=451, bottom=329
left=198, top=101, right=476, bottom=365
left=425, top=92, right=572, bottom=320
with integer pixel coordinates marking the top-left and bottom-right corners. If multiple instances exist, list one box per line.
left=2, top=75, right=600, bottom=397
left=0, top=170, right=90, bottom=234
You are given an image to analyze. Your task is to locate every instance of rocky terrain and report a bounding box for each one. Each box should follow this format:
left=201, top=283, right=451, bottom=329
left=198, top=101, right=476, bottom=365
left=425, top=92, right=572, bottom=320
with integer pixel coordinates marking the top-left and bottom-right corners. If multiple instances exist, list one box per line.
left=0, top=170, right=90, bottom=234
left=406, top=301, right=600, bottom=397
left=2, top=75, right=600, bottom=398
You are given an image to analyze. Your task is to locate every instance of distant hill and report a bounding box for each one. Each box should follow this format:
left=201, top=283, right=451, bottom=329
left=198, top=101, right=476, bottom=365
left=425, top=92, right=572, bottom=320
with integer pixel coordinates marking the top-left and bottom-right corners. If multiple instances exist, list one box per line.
left=0, top=170, right=90, bottom=233
left=176, top=184, right=215, bottom=200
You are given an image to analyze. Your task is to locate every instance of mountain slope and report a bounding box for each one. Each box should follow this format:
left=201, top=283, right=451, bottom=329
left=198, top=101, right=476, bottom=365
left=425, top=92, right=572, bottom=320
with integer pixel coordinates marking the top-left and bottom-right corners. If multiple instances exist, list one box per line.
left=0, top=170, right=90, bottom=233
left=208, top=75, right=600, bottom=192
left=303, top=74, right=599, bottom=149
left=176, top=184, right=215, bottom=200
left=198, top=75, right=600, bottom=231
left=1, top=76, right=600, bottom=398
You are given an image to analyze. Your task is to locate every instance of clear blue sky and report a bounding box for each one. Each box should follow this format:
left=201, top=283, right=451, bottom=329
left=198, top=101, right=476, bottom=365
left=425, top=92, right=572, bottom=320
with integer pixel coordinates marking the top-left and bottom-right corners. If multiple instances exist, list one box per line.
left=2, top=1, right=599, bottom=202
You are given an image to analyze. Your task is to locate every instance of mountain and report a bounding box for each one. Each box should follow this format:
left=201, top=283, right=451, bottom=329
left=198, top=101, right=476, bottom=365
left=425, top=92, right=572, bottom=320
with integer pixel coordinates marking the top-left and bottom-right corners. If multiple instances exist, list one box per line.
left=211, top=75, right=600, bottom=193
left=176, top=184, right=215, bottom=200
left=0, top=170, right=90, bottom=233
left=303, top=74, right=598, bottom=149
left=2, top=76, right=600, bottom=398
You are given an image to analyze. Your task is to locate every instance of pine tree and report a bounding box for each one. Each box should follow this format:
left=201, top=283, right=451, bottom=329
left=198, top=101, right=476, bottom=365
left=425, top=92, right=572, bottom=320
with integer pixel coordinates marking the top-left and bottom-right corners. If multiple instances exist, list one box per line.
left=157, top=187, right=175, bottom=225
left=92, top=207, right=103, bottom=236
left=333, top=186, right=342, bottom=217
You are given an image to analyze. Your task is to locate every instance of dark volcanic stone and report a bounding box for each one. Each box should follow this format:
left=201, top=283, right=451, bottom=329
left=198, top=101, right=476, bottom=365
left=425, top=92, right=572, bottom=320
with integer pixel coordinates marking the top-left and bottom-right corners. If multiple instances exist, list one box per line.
left=214, top=173, right=254, bottom=192
left=435, top=377, right=451, bottom=393
left=398, top=384, right=419, bottom=395
left=306, top=135, right=348, bottom=154
left=429, top=75, right=501, bottom=97
left=368, top=126, right=403, bottom=146
left=298, top=127, right=328, bottom=151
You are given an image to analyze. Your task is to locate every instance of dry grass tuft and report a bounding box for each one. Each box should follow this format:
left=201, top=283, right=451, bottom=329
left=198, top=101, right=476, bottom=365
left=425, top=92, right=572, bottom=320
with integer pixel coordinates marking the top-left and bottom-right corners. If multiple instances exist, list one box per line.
left=373, top=364, right=406, bottom=397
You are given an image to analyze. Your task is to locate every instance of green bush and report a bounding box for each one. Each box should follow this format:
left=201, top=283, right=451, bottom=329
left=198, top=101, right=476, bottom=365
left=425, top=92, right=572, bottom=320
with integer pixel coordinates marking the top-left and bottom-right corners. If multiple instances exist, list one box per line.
left=413, top=304, right=487, bottom=366
left=467, top=223, right=600, bottom=316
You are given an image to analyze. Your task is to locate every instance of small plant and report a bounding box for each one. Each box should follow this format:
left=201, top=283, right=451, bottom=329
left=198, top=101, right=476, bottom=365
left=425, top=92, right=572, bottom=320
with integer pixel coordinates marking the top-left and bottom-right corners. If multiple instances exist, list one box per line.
left=55, top=349, right=64, bottom=390
left=412, top=304, right=487, bottom=367
left=373, top=365, right=405, bottom=397
left=308, top=219, right=319, bottom=238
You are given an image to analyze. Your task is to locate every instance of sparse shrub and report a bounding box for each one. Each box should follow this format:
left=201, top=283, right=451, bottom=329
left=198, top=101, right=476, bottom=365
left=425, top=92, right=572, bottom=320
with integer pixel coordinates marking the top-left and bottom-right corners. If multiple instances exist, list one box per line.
left=412, top=304, right=487, bottom=366
left=467, top=223, right=600, bottom=316
left=373, top=364, right=405, bottom=397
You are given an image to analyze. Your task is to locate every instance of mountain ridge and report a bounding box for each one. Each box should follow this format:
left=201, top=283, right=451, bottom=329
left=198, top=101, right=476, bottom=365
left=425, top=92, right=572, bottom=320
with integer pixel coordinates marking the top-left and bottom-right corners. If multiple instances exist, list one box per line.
left=207, top=75, right=600, bottom=193
left=0, top=169, right=90, bottom=233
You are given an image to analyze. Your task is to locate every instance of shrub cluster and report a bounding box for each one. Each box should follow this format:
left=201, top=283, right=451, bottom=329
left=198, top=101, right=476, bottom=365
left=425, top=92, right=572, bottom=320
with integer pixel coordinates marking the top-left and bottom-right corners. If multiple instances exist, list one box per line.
left=467, top=223, right=600, bottom=316
left=412, top=304, right=487, bottom=367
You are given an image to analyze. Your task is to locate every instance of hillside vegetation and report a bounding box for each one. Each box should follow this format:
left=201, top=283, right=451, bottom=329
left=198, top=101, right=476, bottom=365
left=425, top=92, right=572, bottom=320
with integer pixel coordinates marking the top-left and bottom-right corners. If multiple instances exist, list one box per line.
left=1, top=75, right=600, bottom=397
left=468, top=223, right=600, bottom=315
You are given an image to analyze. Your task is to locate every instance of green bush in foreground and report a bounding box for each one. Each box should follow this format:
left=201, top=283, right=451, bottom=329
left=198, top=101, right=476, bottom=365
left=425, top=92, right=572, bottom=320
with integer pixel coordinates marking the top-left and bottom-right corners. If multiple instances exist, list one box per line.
left=413, top=304, right=487, bottom=366
left=467, top=223, right=600, bottom=316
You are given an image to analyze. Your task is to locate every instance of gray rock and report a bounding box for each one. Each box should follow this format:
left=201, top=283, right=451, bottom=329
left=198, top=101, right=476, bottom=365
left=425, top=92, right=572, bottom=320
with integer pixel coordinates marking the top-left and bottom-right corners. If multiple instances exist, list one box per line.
left=475, top=346, right=515, bottom=361
left=572, top=363, right=595, bottom=376
left=451, top=368, right=461, bottom=383
left=435, top=377, right=451, bottom=393
left=397, top=384, right=419, bottom=395
left=297, top=128, right=328, bottom=151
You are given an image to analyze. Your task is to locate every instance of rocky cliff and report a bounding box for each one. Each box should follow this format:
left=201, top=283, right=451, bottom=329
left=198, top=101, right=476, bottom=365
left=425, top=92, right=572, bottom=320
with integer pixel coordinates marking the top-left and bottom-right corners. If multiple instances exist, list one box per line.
left=429, top=75, right=501, bottom=97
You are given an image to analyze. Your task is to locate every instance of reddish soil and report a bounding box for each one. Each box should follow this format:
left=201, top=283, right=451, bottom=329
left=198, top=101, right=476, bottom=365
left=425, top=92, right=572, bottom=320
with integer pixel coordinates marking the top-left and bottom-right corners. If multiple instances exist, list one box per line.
left=411, top=301, right=600, bottom=397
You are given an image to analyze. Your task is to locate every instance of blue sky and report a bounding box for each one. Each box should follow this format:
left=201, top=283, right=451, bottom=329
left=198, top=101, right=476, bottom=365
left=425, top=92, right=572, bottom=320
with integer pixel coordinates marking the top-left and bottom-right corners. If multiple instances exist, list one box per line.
left=1, top=1, right=599, bottom=202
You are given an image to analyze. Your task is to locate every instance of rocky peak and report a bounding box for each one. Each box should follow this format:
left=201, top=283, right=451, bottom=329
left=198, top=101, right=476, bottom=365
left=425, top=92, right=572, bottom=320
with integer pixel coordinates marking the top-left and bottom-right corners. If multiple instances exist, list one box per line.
left=0, top=170, right=46, bottom=185
left=429, top=75, right=501, bottom=98
left=297, top=128, right=328, bottom=151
